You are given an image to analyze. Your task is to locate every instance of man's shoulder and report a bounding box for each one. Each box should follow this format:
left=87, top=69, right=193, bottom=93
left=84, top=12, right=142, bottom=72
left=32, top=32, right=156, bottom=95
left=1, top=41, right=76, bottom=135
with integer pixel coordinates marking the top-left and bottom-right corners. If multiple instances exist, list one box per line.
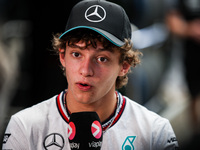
left=11, top=95, right=58, bottom=125
left=124, top=96, right=169, bottom=124
left=119, top=95, right=179, bottom=149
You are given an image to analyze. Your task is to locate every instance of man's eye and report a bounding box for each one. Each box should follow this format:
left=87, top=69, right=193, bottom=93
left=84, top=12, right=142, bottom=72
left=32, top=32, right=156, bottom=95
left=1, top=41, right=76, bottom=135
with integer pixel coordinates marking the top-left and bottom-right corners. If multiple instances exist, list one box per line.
left=72, top=52, right=80, bottom=58
left=97, top=57, right=108, bottom=62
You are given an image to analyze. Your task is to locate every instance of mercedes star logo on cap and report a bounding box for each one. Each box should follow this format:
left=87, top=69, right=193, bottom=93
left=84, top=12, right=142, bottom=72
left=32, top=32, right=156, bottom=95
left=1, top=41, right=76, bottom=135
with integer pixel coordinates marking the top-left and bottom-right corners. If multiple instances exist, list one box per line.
left=85, top=5, right=106, bottom=22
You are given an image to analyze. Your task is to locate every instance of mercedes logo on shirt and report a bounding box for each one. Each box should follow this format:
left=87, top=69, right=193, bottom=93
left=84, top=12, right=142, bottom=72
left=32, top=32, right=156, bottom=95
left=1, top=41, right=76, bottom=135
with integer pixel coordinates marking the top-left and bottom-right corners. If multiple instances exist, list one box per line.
left=85, top=5, right=106, bottom=22
left=43, top=133, right=65, bottom=150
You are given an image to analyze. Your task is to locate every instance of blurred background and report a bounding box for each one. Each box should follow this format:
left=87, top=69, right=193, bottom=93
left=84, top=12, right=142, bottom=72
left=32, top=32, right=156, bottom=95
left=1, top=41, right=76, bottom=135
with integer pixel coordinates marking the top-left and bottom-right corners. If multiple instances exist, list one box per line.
left=1, top=0, right=200, bottom=149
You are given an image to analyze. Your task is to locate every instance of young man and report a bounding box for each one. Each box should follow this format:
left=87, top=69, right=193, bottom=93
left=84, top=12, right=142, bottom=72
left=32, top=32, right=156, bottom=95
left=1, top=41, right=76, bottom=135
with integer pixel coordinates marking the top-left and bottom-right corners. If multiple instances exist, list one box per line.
left=2, top=0, right=179, bottom=149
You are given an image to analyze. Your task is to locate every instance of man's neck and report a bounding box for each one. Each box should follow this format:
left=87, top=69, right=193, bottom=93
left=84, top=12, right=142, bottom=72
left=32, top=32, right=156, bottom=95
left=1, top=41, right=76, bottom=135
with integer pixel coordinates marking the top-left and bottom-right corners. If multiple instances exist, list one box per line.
left=65, top=91, right=118, bottom=122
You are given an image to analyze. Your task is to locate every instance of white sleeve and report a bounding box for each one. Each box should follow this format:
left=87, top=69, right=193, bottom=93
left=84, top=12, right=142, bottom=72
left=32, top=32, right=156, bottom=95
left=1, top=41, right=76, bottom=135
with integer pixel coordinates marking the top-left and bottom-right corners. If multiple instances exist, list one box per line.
left=152, top=118, right=179, bottom=150
left=2, top=115, right=29, bottom=150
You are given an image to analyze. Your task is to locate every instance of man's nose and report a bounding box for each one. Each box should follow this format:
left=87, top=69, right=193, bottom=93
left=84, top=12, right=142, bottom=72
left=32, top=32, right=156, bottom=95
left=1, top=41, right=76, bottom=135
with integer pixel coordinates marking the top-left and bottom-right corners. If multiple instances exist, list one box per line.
left=79, top=58, right=94, bottom=77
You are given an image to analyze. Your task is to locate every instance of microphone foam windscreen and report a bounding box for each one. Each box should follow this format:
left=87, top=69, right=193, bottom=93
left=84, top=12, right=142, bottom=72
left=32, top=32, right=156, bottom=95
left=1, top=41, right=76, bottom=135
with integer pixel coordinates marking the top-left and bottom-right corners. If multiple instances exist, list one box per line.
left=68, top=112, right=103, bottom=150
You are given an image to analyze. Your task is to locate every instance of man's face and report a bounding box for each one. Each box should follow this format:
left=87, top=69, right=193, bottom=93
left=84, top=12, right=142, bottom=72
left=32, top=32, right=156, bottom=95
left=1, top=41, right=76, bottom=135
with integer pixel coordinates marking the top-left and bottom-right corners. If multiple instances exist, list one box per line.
left=59, top=40, right=129, bottom=105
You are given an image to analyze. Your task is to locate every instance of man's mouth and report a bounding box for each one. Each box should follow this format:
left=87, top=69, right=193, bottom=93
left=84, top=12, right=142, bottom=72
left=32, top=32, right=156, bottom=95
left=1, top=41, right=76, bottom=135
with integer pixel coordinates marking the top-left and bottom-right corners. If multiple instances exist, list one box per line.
left=77, top=83, right=92, bottom=91
left=80, top=83, right=89, bottom=86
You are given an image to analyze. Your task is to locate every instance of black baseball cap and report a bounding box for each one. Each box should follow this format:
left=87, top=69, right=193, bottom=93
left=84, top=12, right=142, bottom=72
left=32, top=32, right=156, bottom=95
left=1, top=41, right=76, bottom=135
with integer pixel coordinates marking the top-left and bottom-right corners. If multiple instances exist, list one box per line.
left=59, top=0, right=131, bottom=47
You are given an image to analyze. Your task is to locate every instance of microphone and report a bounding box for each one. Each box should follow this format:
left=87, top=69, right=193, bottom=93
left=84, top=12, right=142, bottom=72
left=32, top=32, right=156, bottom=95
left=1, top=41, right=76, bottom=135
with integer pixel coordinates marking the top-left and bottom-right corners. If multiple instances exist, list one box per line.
left=68, top=112, right=103, bottom=150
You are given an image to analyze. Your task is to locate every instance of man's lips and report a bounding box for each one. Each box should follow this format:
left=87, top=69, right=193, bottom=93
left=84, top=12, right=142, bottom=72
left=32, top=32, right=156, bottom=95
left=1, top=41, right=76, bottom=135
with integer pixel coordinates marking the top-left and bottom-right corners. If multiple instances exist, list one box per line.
left=76, top=82, right=93, bottom=91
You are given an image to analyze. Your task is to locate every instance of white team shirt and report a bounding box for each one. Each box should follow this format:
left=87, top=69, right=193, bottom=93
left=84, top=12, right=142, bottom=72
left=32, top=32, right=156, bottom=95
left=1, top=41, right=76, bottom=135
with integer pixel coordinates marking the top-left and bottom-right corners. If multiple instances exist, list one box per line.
left=2, top=90, right=179, bottom=150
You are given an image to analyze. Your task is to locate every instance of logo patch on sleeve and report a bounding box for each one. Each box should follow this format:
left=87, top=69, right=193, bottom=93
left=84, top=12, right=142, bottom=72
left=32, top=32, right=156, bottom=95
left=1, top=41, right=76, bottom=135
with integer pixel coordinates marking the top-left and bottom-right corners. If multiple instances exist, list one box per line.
left=167, top=137, right=177, bottom=143
left=3, top=133, right=11, bottom=144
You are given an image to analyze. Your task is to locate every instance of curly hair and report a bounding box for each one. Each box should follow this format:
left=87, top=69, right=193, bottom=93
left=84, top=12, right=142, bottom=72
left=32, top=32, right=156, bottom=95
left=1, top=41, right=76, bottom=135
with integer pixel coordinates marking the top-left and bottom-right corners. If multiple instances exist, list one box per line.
left=52, top=29, right=142, bottom=89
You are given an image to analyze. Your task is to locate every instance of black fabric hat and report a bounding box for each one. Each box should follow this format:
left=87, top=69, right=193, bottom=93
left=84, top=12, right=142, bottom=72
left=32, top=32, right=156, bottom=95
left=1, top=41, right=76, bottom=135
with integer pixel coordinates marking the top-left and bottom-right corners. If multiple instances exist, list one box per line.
left=59, top=0, right=131, bottom=47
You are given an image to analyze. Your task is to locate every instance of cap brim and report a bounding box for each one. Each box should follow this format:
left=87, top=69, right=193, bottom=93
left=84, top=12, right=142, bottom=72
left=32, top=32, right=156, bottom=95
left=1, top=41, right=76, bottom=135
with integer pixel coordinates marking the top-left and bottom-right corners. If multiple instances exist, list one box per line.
left=59, top=26, right=124, bottom=47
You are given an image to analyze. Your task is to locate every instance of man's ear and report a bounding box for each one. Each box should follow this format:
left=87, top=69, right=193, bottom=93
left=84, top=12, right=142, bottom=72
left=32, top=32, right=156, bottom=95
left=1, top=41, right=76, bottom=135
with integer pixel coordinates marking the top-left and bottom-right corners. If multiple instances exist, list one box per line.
left=119, top=62, right=131, bottom=76
left=59, top=48, right=66, bottom=67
